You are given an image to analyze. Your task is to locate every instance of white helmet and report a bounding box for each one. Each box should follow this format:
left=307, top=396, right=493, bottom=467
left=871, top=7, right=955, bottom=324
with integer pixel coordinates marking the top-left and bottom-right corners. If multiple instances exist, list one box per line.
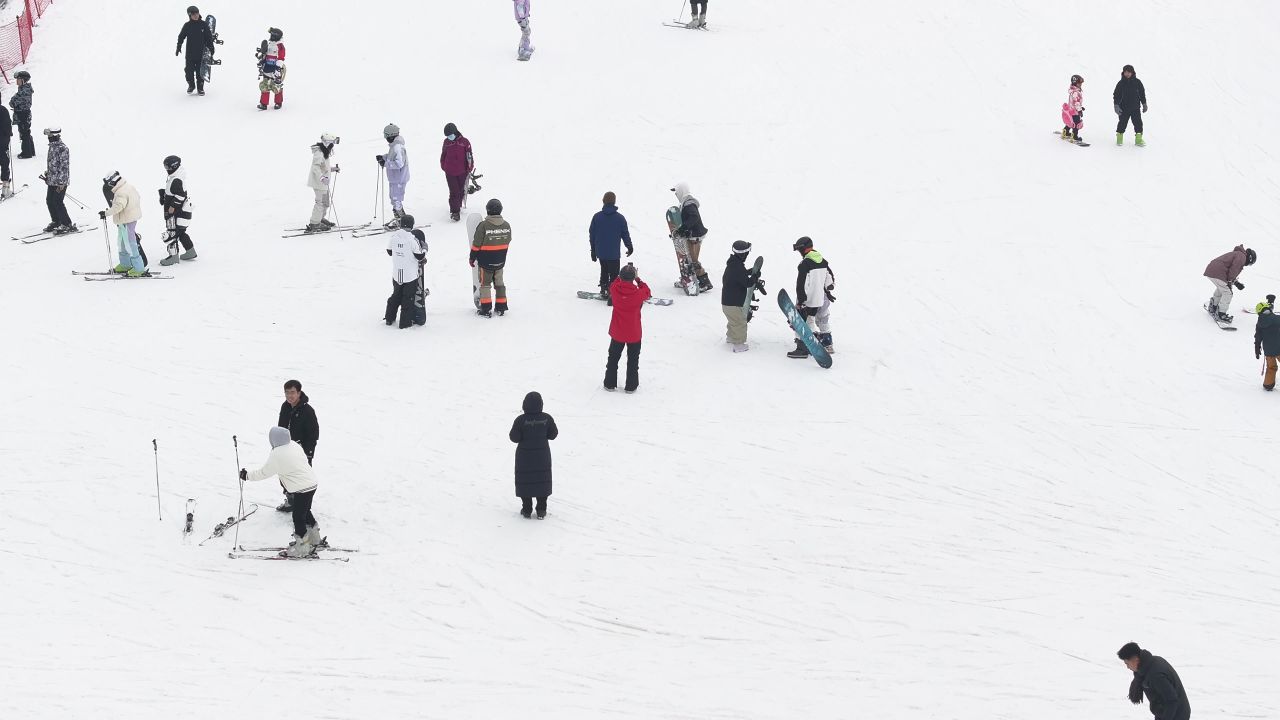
left=319, top=132, right=339, bottom=146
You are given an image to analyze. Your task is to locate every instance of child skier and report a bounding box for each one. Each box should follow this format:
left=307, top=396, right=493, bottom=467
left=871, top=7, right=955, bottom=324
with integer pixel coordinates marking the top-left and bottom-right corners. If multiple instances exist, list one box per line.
left=99, top=171, right=146, bottom=277
left=377, top=123, right=411, bottom=228
left=385, top=215, right=427, bottom=329
left=1060, top=74, right=1085, bottom=144
left=509, top=391, right=558, bottom=518
left=1254, top=295, right=1280, bottom=391
left=256, top=28, right=286, bottom=110
left=513, top=0, right=534, bottom=61
left=786, top=236, right=836, bottom=358
left=470, top=198, right=512, bottom=317
left=159, top=155, right=197, bottom=266
left=304, top=133, right=340, bottom=232
left=9, top=70, right=34, bottom=159
left=1203, top=245, right=1256, bottom=324
left=240, top=426, right=321, bottom=558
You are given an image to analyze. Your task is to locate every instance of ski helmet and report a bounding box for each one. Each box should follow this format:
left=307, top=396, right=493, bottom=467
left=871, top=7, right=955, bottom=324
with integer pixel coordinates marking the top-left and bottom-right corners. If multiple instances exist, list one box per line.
left=792, top=236, right=814, bottom=252
left=731, top=240, right=752, bottom=255
left=1071, top=74, right=1084, bottom=86
left=1245, top=248, right=1257, bottom=266
left=400, top=214, right=415, bottom=229
left=187, top=5, right=199, bottom=16
left=268, top=27, right=283, bottom=42
left=485, top=198, right=503, bottom=215
left=103, top=171, right=122, bottom=187
left=319, top=132, right=338, bottom=146
left=42, top=127, right=61, bottom=139
left=163, top=155, right=182, bottom=173
left=383, top=123, right=400, bottom=139
left=14, top=70, right=30, bottom=82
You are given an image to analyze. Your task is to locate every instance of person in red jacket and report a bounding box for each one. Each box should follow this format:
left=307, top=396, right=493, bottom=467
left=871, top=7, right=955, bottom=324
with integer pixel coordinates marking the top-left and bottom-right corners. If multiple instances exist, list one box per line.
left=440, top=122, right=473, bottom=221
left=604, top=263, right=651, bottom=392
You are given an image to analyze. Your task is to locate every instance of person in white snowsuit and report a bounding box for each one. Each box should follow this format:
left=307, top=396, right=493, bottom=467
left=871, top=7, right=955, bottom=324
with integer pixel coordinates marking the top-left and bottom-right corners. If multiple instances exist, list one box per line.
left=513, top=0, right=534, bottom=61
left=100, top=171, right=147, bottom=276
left=377, top=123, right=411, bottom=227
left=159, top=155, right=197, bottom=266
left=240, top=426, right=321, bottom=558
left=305, top=133, right=340, bottom=231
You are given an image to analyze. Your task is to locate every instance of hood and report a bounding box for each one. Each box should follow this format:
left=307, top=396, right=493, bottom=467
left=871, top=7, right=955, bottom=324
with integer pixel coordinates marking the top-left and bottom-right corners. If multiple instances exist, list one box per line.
left=522, top=391, right=543, bottom=414
left=726, top=253, right=747, bottom=266
left=1234, top=244, right=1246, bottom=253
left=485, top=214, right=505, bottom=225
left=613, top=278, right=643, bottom=296
left=269, top=426, right=291, bottom=448
left=1122, top=64, right=1137, bottom=77
left=672, top=182, right=690, bottom=203
left=804, top=249, right=825, bottom=263
left=297, top=391, right=310, bottom=405
left=600, top=204, right=618, bottom=215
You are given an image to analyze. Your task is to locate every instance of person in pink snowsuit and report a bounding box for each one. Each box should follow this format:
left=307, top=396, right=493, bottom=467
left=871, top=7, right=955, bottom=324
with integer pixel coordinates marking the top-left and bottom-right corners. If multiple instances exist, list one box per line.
left=1061, top=74, right=1085, bottom=143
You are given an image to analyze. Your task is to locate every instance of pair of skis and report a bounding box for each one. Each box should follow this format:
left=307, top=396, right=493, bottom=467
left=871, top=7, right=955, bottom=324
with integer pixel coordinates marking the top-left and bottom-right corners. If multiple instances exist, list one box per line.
left=0, top=183, right=29, bottom=204
left=196, top=503, right=260, bottom=545
left=280, top=222, right=372, bottom=238
left=12, top=223, right=94, bottom=244
left=229, top=538, right=357, bottom=562
left=72, top=270, right=173, bottom=281
left=352, top=223, right=431, bottom=239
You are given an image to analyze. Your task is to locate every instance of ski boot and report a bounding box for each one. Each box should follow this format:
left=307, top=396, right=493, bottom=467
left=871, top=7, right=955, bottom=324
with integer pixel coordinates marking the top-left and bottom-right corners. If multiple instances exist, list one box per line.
left=127, top=268, right=146, bottom=278
left=44, top=221, right=60, bottom=233
left=1, top=181, right=13, bottom=199
left=180, top=248, right=198, bottom=261
left=385, top=208, right=403, bottom=230
left=112, top=263, right=130, bottom=274
left=1116, top=132, right=1124, bottom=146
left=686, top=13, right=702, bottom=28
left=159, top=254, right=179, bottom=267
left=1135, top=132, right=1145, bottom=147
left=1216, top=311, right=1234, bottom=324
left=697, top=274, right=714, bottom=292
left=53, top=224, right=77, bottom=235
left=320, top=218, right=336, bottom=229
left=787, top=339, right=811, bottom=359
left=304, top=223, right=325, bottom=233
left=450, top=212, right=461, bottom=222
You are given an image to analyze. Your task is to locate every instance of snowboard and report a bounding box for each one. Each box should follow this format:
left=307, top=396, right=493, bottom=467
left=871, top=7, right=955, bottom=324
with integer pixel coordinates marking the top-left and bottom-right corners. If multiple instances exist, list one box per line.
left=412, top=229, right=428, bottom=325
left=1205, top=303, right=1238, bottom=331
left=200, top=14, right=223, bottom=83
left=743, top=256, right=764, bottom=321
left=666, top=205, right=700, bottom=296
left=1051, top=130, right=1089, bottom=147
left=466, top=213, right=483, bottom=309
left=777, top=289, right=834, bottom=368
left=576, top=290, right=673, bottom=306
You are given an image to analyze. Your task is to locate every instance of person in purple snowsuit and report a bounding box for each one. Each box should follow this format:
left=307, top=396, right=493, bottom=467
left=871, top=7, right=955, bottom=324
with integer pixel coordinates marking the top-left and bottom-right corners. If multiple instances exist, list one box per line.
left=514, top=0, right=534, bottom=61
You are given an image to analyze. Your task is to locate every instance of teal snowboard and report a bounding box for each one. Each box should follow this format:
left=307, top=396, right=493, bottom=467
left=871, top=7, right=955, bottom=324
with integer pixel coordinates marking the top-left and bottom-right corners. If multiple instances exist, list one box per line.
left=777, top=289, right=833, bottom=369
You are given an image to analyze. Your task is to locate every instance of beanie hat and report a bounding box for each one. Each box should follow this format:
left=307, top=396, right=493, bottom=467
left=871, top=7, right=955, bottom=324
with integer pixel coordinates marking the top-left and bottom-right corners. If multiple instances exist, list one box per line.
left=731, top=240, right=752, bottom=254
left=269, top=426, right=291, bottom=448
left=602, top=191, right=616, bottom=205
left=619, top=264, right=637, bottom=281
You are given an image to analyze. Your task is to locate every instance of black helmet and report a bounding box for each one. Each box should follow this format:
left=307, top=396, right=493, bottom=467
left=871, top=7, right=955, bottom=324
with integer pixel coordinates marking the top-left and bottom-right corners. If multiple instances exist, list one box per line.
left=731, top=240, right=752, bottom=255
left=14, top=70, right=30, bottom=82
left=400, top=214, right=415, bottom=229
left=1245, top=248, right=1257, bottom=266
left=1071, top=74, right=1084, bottom=86
left=792, top=236, right=814, bottom=252
left=485, top=198, right=503, bottom=216
left=163, top=155, right=182, bottom=173
left=268, top=27, right=283, bottom=41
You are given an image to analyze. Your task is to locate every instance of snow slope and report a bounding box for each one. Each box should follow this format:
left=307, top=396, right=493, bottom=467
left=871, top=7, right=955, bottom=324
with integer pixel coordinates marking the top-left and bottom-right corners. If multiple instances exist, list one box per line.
left=2, top=1, right=1279, bottom=718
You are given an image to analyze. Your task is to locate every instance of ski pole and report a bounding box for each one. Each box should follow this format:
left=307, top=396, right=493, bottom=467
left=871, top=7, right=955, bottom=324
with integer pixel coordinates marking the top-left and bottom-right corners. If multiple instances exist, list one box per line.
left=371, top=164, right=381, bottom=222
left=101, top=218, right=113, bottom=270
left=152, top=439, right=163, bottom=521
left=331, top=168, right=344, bottom=239
left=64, top=190, right=89, bottom=210
left=232, top=435, right=243, bottom=548
left=676, top=0, right=687, bottom=22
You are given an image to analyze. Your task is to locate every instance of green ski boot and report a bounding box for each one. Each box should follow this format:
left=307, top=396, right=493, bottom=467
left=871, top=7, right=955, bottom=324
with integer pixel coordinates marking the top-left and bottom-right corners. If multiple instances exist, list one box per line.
left=1116, top=132, right=1124, bottom=146
left=1135, top=132, right=1146, bottom=147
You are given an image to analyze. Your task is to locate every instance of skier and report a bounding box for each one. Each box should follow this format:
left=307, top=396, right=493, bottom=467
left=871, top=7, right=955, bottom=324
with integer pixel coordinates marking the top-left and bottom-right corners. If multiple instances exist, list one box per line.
left=1060, top=74, right=1085, bottom=144
left=158, top=155, right=197, bottom=266
left=1117, top=643, right=1191, bottom=720
left=509, top=391, right=559, bottom=518
left=385, top=215, right=428, bottom=328
left=588, top=191, right=634, bottom=304
left=255, top=27, right=286, bottom=110
left=513, top=0, right=534, bottom=61
left=9, top=70, right=34, bottom=159
left=1254, top=295, right=1279, bottom=391
left=671, top=182, right=713, bottom=291
left=604, top=263, right=651, bottom=392
left=721, top=240, right=765, bottom=352
left=1113, top=64, right=1148, bottom=146
left=304, top=133, right=340, bottom=232
left=687, top=0, right=708, bottom=28
left=175, top=6, right=216, bottom=96
left=275, top=379, right=319, bottom=512
left=0, top=89, right=11, bottom=198
left=1203, top=244, right=1255, bottom=324
left=470, top=198, right=512, bottom=317
left=240, top=426, right=321, bottom=558
left=377, top=123, right=411, bottom=228
left=98, top=171, right=146, bottom=276
left=39, top=127, right=73, bottom=234
left=786, top=236, right=836, bottom=358
left=440, top=122, right=473, bottom=222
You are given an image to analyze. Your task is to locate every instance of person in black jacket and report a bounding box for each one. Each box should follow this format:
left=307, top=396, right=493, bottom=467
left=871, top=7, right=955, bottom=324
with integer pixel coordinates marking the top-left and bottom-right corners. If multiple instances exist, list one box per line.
left=1113, top=65, right=1148, bottom=146
left=509, top=391, right=558, bottom=519
left=1118, top=643, right=1190, bottom=720
left=1253, top=294, right=1280, bottom=390
left=0, top=92, right=11, bottom=198
left=275, top=379, right=320, bottom=511
left=176, top=6, right=216, bottom=96
left=720, top=240, right=765, bottom=352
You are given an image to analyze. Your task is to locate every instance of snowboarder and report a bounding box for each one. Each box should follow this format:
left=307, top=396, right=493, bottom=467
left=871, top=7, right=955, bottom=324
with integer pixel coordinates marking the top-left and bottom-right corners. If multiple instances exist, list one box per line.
left=440, top=122, right=473, bottom=222
left=98, top=171, right=146, bottom=276
left=377, top=123, right=411, bottom=228
left=1113, top=64, right=1148, bottom=146
left=509, top=391, right=558, bottom=518
left=385, top=215, right=428, bottom=328
left=240, top=426, right=321, bottom=558
left=470, top=198, right=512, bottom=317
left=604, top=263, right=651, bottom=392
left=9, top=70, right=34, bottom=159
left=1254, top=295, right=1279, bottom=390
left=304, top=133, right=340, bottom=232
left=1060, top=74, right=1085, bottom=144
left=671, top=182, right=713, bottom=291
left=1117, top=643, right=1191, bottom=720
left=0, top=90, right=11, bottom=198
left=513, top=0, right=534, bottom=61
left=158, top=155, right=197, bottom=266
left=722, top=240, right=765, bottom=352
left=275, top=379, right=319, bottom=512
left=39, top=127, right=72, bottom=233
left=588, top=191, right=634, bottom=304
left=1203, top=244, right=1255, bottom=324
left=176, top=6, right=216, bottom=96
left=786, top=236, right=836, bottom=358
left=255, top=28, right=286, bottom=110
left=687, top=0, right=709, bottom=28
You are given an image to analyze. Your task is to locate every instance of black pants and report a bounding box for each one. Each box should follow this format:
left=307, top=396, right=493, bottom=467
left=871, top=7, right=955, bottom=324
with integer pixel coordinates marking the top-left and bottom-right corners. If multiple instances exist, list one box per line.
left=597, top=258, right=620, bottom=293
left=520, top=495, right=548, bottom=516
left=605, top=339, right=641, bottom=391
left=0, top=142, right=10, bottom=182
left=291, top=488, right=317, bottom=538
left=167, top=227, right=195, bottom=252
left=385, top=279, right=416, bottom=328
left=1117, top=108, right=1144, bottom=134
left=14, top=110, right=33, bottom=157
left=692, top=0, right=708, bottom=12
left=184, top=57, right=204, bottom=90
left=46, top=185, right=71, bottom=226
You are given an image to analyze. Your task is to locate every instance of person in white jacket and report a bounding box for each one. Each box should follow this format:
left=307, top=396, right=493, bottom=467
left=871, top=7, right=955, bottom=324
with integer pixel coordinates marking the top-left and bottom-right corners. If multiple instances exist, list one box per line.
left=240, top=426, right=321, bottom=557
left=305, top=133, right=340, bottom=233
left=99, top=171, right=147, bottom=277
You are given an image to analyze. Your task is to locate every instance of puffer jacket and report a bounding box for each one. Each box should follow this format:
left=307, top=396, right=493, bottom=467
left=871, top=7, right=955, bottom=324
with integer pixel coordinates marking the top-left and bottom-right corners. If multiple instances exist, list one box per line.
left=1255, top=310, right=1280, bottom=357
left=1203, top=245, right=1247, bottom=282
left=384, top=134, right=410, bottom=184
left=9, top=83, right=33, bottom=114
left=796, top=249, right=836, bottom=313
left=608, top=277, right=651, bottom=342
left=46, top=138, right=69, bottom=186
left=105, top=180, right=143, bottom=225
left=244, top=440, right=318, bottom=494
left=307, top=143, right=335, bottom=190
left=440, top=134, right=473, bottom=176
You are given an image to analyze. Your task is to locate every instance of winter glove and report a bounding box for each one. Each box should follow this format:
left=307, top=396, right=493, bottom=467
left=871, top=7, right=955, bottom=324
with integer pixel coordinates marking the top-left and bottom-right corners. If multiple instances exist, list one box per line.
left=468, top=257, right=476, bottom=267
left=1256, top=348, right=1262, bottom=360
left=376, top=155, right=386, bottom=167
left=158, top=188, right=167, bottom=205
left=625, top=246, right=634, bottom=257
left=98, top=210, right=106, bottom=219
left=1142, top=103, right=1148, bottom=113
left=332, top=165, right=340, bottom=173
left=239, top=469, right=247, bottom=481
left=1114, top=103, right=1122, bottom=115
left=590, top=251, right=597, bottom=262
left=1234, top=280, right=1245, bottom=291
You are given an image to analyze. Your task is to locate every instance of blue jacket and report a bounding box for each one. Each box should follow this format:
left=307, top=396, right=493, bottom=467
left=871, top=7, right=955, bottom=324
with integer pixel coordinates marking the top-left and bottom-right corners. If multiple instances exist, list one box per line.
left=588, top=204, right=633, bottom=260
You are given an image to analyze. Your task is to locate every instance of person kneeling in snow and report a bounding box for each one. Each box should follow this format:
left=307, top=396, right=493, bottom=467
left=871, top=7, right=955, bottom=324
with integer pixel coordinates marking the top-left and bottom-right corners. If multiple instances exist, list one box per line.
left=240, top=427, right=321, bottom=557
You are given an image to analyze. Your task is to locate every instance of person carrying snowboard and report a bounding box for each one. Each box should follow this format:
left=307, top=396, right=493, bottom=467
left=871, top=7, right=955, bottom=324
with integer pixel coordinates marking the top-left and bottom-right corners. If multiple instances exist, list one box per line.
left=240, top=426, right=321, bottom=558
left=1113, top=65, right=1148, bottom=146
left=377, top=123, right=411, bottom=228
left=509, top=391, right=558, bottom=518
left=588, top=191, right=634, bottom=304
left=604, top=263, right=651, bottom=392
left=385, top=215, right=428, bottom=328
left=1060, top=74, right=1085, bottom=144
left=471, top=198, right=512, bottom=317
left=39, top=127, right=73, bottom=234
left=176, top=6, right=216, bottom=96
left=255, top=29, right=286, bottom=111
left=440, top=123, right=473, bottom=222
left=304, top=133, right=340, bottom=232
left=1254, top=295, right=1280, bottom=391
left=722, top=240, right=765, bottom=352
left=99, top=171, right=146, bottom=276
left=158, top=155, right=197, bottom=266
left=513, top=0, right=534, bottom=61
left=0, top=89, right=11, bottom=198
left=787, top=236, right=836, bottom=358
left=275, top=379, right=319, bottom=512
left=671, top=182, right=713, bottom=291
left=1203, top=244, right=1255, bottom=324
left=9, top=70, right=34, bottom=160
left=687, top=0, right=709, bottom=28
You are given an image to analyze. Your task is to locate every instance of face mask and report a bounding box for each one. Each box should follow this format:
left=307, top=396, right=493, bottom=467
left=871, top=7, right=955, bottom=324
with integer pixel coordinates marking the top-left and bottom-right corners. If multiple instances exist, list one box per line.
left=447, top=134, right=457, bottom=141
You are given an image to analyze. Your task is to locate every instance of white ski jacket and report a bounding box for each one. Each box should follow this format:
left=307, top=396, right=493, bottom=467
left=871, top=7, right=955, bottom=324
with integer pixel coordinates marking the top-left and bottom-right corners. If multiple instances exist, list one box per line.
left=245, top=441, right=318, bottom=494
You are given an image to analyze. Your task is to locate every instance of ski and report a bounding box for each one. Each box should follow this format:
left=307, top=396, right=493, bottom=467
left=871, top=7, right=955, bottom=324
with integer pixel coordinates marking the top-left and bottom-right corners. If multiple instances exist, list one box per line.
left=183, top=498, right=196, bottom=543
left=576, top=290, right=673, bottom=306
left=197, top=504, right=260, bottom=546
left=1204, top=303, right=1238, bottom=331
left=280, top=223, right=371, bottom=238
left=778, top=289, right=834, bottom=368
left=351, top=223, right=431, bottom=238
left=80, top=272, right=174, bottom=281
left=228, top=552, right=349, bottom=562
left=237, top=539, right=358, bottom=553
left=0, top=184, right=29, bottom=204
left=17, top=224, right=94, bottom=244
left=663, top=22, right=709, bottom=30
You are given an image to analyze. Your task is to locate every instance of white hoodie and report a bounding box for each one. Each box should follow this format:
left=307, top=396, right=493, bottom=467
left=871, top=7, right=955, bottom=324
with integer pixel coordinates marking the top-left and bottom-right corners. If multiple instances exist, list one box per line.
left=246, top=431, right=318, bottom=494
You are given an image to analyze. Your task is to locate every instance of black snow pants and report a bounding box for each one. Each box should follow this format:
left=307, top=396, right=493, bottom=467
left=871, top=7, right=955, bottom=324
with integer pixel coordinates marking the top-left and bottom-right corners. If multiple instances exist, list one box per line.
left=604, top=339, right=641, bottom=392
left=1117, top=108, right=1144, bottom=134
left=597, top=258, right=620, bottom=294
left=291, top=488, right=317, bottom=538
left=385, top=279, right=416, bottom=328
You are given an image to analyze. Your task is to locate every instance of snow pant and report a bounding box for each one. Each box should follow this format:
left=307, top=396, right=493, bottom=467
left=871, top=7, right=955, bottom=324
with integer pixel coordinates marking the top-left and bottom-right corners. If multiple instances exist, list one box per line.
left=385, top=278, right=417, bottom=328
left=117, top=222, right=145, bottom=272
left=692, top=0, right=708, bottom=12
left=389, top=180, right=407, bottom=212
left=478, top=266, right=507, bottom=312
left=1117, top=108, right=1144, bottom=134
left=165, top=219, right=195, bottom=257
left=805, top=294, right=832, bottom=333
left=1208, top=278, right=1233, bottom=313
left=310, top=187, right=331, bottom=224
left=46, top=185, right=71, bottom=226
left=184, top=56, right=204, bottom=91
left=520, top=495, right=547, bottom=516
left=605, top=338, right=641, bottom=391
left=723, top=304, right=748, bottom=344
left=1265, top=356, right=1278, bottom=391
left=446, top=173, right=466, bottom=214
left=518, top=18, right=533, bottom=59
left=598, top=258, right=620, bottom=293
left=15, top=110, right=34, bottom=157
left=290, top=488, right=317, bottom=538
left=259, top=76, right=284, bottom=107
left=0, top=141, right=10, bottom=182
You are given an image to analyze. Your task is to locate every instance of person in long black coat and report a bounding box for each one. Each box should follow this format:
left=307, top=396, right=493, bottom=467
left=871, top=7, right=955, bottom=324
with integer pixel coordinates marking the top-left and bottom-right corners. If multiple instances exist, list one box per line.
left=509, top=391, right=559, bottom=518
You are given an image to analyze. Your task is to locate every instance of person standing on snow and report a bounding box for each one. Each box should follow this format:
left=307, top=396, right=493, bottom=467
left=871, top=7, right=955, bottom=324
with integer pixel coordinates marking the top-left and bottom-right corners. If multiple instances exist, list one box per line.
left=671, top=182, right=713, bottom=291
left=39, top=127, right=73, bottom=233
left=1113, top=65, right=1148, bottom=146
left=440, top=122, right=473, bottom=222
left=513, top=0, right=534, bottom=61
left=509, top=391, right=558, bottom=518
left=1117, top=643, right=1190, bottom=720
left=255, top=27, right=286, bottom=110
left=0, top=90, right=11, bottom=198
left=377, top=123, right=411, bottom=228
left=1254, top=295, right=1280, bottom=391
left=786, top=236, right=836, bottom=358
left=385, top=215, right=428, bottom=328
left=99, top=171, right=146, bottom=276
left=471, top=198, right=512, bottom=317
left=240, top=427, right=322, bottom=558
left=305, top=133, right=340, bottom=232
left=721, top=240, right=765, bottom=352
left=1060, top=74, right=1085, bottom=144
left=9, top=70, right=34, bottom=160
left=588, top=191, right=634, bottom=304
left=158, top=155, right=197, bottom=266
left=1203, top=244, right=1255, bottom=324
left=604, top=263, right=651, bottom=392
left=176, top=6, right=216, bottom=96
left=275, top=379, right=319, bottom=512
